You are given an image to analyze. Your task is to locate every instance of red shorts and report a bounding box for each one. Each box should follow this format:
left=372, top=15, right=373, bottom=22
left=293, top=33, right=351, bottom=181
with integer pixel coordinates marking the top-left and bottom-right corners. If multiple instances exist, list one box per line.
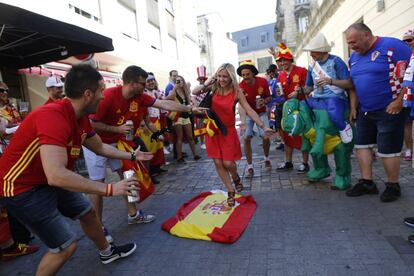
left=281, top=130, right=302, bottom=150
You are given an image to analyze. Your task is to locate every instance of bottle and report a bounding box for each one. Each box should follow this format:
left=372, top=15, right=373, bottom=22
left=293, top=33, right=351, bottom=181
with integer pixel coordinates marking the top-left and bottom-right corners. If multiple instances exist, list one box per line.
left=255, top=95, right=261, bottom=109
left=125, top=120, right=134, bottom=141
left=124, top=169, right=139, bottom=203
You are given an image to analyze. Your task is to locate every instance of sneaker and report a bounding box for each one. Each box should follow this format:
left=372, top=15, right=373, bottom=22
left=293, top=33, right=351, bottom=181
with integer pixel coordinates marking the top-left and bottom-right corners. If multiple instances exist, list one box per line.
left=404, top=217, right=414, bottom=228
left=245, top=167, right=254, bottom=178
left=408, top=235, right=414, bottom=245
left=194, top=155, right=201, bottom=161
left=276, top=143, right=284, bottom=150
left=200, top=144, right=206, bottom=150
left=346, top=179, right=379, bottom=197
left=380, top=182, right=401, bottom=202
left=100, top=243, right=136, bottom=264
left=128, top=211, right=156, bottom=225
left=276, top=162, right=293, bottom=172
left=1, top=243, right=40, bottom=261
left=404, top=150, right=412, bottom=161
left=296, top=163, right=310, bottom=174
left=339, top=123, right=353, bottom=144
left=103, top=226, right=114, bottom=243
left=163, top=148, right=170, bottom=155
left=264, top=160, right=272, bottom=172
left=177, top=157, right=186, bottom=164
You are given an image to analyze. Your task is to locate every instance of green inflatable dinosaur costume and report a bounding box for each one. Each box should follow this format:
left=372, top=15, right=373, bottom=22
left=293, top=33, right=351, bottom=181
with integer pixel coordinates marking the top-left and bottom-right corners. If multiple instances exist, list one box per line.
left=281, top=98, right=353, bottom=190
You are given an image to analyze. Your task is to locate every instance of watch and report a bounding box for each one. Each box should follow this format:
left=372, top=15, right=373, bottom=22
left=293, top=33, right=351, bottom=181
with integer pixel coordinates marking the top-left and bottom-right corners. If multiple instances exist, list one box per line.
left=130, top=151, right=136, bottom=161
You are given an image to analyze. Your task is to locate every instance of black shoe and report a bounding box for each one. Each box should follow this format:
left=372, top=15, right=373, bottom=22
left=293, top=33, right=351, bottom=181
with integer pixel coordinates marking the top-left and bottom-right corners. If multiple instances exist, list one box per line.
left=346, top=179, right=379, bottom=197
left=276, top=143, right=284, bottom=150
left=182, top=152, right=188, bottom=158
left=404, top=217, right=414, bottom=228
left=408, top=235, right=414, bottom=245
left=276, top=162, right=293, bottom=172
left=177, top=157, right=186, bottom=164
left=380, top=183, right=401, bottom=202
left=194, top=155, right=201, bottom=161
left=157, top=167, right=168, bottom=174
left=100, top=243, right=136, bottom=264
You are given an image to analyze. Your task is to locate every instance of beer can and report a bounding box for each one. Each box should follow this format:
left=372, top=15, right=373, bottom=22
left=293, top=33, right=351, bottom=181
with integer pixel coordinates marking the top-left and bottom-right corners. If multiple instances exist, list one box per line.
left=125, top=120, right=134, bottom=141
left=124, top=169, right=139, bottom=203
left=395, top=61, right=407, bottom=79
left=255, top=95, right=261, bottom=109
left=277, top=82, right=284, bottom=96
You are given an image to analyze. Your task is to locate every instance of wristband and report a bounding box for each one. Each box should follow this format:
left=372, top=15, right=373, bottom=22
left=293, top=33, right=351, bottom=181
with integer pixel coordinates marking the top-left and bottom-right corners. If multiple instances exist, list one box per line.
left=130, top=151, right=136, bottom=161
left=105, top=183, right=113, bottom=197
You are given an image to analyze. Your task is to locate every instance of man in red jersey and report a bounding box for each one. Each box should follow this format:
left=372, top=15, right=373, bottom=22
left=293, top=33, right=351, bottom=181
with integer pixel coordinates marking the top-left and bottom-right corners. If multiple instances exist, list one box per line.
left=237, top=61, right=272, bottom=177
left=274, top=43, right=310, bottom=173
left=0, top=64, right=156, bottom=275
left=83, top=65, right=205, bottom=240
left=44, top=75, right=64, bottom=104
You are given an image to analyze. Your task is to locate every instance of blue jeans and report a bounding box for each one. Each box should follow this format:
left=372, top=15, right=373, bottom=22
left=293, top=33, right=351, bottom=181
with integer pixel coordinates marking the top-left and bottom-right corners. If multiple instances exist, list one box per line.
left=0, top=185, right=91, bottom=253
left=355, top=108, right=407, bottom=157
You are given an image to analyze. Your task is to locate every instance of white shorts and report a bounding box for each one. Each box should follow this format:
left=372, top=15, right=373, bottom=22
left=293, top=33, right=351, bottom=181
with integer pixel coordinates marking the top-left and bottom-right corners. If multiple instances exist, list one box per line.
left=82, top=145, right=122, bottom=181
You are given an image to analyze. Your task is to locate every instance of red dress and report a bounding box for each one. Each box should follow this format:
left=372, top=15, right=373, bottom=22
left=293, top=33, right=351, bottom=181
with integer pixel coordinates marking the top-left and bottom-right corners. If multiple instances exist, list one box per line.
left=206, top=91, right=242, bottom=161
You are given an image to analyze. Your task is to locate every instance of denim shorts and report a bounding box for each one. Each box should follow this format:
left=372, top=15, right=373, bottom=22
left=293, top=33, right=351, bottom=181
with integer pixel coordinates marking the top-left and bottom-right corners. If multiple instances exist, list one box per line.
left=244, top=112, right=269, bottom=138
left=355, top=108, right=407, bottom=157
left=0, top=185, right=92, bottom=253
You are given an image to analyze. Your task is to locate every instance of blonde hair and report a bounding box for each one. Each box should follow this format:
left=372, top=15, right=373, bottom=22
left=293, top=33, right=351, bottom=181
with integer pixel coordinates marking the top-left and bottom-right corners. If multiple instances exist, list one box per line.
left=212, top=63, right=239, bottom=94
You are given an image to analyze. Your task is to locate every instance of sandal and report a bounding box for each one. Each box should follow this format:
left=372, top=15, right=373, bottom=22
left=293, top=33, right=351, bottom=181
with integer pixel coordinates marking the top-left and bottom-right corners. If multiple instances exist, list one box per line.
left=233, top=175, right=243, bottom=192
left=227, top=191, right=236, bottom=207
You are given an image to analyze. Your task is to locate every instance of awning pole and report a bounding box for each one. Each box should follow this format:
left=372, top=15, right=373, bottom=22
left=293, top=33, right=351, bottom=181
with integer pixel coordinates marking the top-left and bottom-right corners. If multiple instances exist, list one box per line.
left=0, top=24, right=5, bottom=39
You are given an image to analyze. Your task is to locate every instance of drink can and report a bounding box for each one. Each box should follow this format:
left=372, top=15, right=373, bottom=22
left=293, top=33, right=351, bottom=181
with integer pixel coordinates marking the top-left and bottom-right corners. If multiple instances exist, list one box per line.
left=125, top=120, right=134, bottom=141
left=255, top=95, right=261, bottom=109
left=124, top=169, right=139, bottom=202
left=395, top=61, right=407, bottom=79
left=277, top=82, right=284, bottom=96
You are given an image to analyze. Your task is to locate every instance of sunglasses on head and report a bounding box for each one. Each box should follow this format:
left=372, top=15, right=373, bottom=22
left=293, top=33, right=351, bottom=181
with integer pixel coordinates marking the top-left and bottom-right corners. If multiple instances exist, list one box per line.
left=175, top=80, right=182, bottom=84
left=0, top=88, right=9, bottom=93
left=404, top=38, right=413, bottom=43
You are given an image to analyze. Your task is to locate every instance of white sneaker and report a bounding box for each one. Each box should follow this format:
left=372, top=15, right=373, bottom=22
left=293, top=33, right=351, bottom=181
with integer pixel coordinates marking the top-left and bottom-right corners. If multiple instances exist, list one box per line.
left=339, top=123, right=353, bottom=144
left=200, top=144, right=206, bottom=150
left=163, top=147, right=170, bottom=155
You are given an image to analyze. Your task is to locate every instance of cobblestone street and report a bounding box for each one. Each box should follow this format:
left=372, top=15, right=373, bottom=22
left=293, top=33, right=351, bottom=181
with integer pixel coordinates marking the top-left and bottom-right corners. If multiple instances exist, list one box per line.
left=2, top=140, right=414, bottom=275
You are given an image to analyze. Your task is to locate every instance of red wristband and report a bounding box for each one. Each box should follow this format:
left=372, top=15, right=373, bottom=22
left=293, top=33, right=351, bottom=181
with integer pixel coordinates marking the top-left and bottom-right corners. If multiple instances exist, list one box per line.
left=105, top=183, right=113, bottom=197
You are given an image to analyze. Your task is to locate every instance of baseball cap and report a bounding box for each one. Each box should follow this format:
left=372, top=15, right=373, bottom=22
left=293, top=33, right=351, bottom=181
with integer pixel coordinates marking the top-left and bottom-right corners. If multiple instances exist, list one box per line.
left=146, top=75, right=156, bottom=81
left=46, top=76, right=64, bottom=88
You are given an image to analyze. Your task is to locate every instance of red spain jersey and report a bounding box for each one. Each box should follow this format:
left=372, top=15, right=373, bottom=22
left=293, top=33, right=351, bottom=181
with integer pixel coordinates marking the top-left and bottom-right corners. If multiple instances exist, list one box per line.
left=0, top=99, right=94, bottom=197
left=239, top=76, right=270, bottom=114
left=89, top=86, right=156, bottom=144
left=278, top=65, right=307, bottom=100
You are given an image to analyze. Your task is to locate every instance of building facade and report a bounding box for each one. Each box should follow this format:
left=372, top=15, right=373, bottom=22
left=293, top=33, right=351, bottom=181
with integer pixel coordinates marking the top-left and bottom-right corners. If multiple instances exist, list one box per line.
left=197, top=13, right=238, bottom=77
left=294, top=0, right=414, bottom=67
left=232, top=23, right=278, bottom=74
left=0, top=0, right=201, bottom=108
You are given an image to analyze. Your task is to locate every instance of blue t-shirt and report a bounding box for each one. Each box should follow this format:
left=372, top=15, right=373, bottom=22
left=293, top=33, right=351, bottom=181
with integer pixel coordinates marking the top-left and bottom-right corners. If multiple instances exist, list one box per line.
left=349, top=37, right=412, bottom=112
left=164, top=82, right=174, bottom=96
left=306, top=54, right=349, bottom=100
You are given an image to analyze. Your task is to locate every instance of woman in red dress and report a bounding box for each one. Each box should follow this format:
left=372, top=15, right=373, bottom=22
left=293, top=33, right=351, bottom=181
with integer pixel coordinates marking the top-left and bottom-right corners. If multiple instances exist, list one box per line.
left=196, top=63, right=274, bottom=206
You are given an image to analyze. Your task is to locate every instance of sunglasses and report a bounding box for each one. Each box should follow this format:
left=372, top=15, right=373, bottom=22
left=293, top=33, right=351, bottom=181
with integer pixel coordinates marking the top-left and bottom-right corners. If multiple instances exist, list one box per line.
left=175, top=80, right=182, bottom=84
left=404, top=38, right=413, bottom=43
left=0, top=88, right=9, bottom=93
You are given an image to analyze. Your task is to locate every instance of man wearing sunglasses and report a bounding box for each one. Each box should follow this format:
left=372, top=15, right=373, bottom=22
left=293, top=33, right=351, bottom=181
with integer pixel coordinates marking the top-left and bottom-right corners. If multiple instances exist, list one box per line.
left=83, top=65, right=206, bottom=242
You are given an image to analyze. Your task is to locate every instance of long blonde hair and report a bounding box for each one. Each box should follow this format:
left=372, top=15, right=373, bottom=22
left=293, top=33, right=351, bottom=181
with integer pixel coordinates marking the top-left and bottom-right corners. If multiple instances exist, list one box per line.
left=212, top=63, right=239, bottom=94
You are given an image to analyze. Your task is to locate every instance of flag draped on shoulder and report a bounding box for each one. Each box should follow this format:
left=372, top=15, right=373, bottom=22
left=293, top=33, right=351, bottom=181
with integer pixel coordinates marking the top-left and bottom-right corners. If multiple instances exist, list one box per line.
left=162, top=190, right=257, bottom=244
left=116, top=140, right=154, bottom=203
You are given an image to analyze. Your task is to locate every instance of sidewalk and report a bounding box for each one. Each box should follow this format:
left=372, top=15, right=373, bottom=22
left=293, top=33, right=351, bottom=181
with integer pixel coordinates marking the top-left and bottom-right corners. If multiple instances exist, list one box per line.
left=1, top=140, right=414, bottom=275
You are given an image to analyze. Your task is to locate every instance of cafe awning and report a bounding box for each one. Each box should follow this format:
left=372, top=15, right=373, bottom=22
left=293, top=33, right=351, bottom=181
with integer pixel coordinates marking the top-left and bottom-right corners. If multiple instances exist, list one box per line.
left=0, top=3, right=114, bottom=69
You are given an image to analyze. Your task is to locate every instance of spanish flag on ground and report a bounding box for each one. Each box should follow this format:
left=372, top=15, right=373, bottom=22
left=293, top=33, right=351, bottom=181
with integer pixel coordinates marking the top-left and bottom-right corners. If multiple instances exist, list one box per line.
left=117, top=140, right=154, bottom=203
left=162, top=190, right=257, bottom=244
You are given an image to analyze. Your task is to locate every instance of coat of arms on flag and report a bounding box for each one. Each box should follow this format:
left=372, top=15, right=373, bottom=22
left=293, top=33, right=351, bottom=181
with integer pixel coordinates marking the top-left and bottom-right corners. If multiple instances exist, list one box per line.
left=162, top=190, right=257, bottom=243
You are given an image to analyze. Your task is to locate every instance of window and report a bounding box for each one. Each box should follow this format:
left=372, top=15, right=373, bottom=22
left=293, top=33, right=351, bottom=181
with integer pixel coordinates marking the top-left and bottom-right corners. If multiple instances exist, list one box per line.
left=298, top=16, right=308, bottom=33
left=117, top=0, right=138, bottom=39
left=166, top=0, right=174, bottom=14
left=295, top=0, right=309, bottom=4
left=148, top=23, right=162, bottom=50
left=166, top=11, right=176, bottom=38
left=147, top=0, right=160, bottom=27
left=260, top=32, right=268, bottom=43
left=257, top=57, right=273, bottom=73
left=69, top=0, right=101, bottom=22
left=241, top=36, right=248, bottom=47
